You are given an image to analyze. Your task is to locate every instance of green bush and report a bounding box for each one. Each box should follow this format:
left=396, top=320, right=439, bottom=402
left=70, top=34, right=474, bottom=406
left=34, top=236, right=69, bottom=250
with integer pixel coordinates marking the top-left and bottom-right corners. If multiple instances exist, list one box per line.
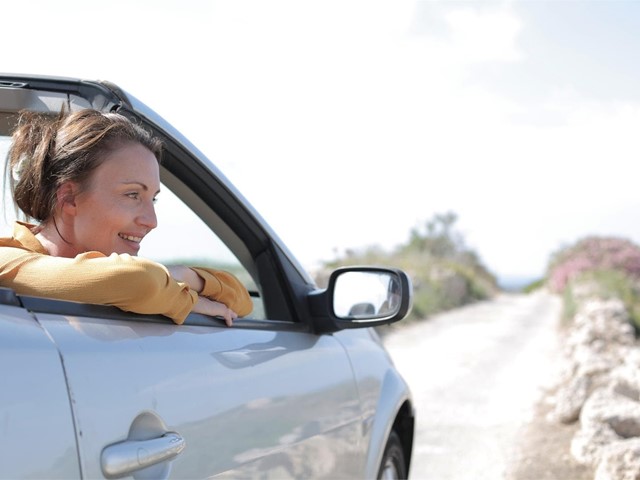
left=522, top=278, right=545, bottom=293
left=317, top=212, right=498, bottom=321
left=560, top=280, right=579, bottom=327
left=558, top=269, right=640, bottom=333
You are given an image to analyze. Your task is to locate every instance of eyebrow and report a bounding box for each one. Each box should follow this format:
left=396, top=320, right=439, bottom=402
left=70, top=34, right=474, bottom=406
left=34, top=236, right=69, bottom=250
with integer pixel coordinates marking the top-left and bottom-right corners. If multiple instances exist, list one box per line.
left=120, top=181, right=161, bottom=195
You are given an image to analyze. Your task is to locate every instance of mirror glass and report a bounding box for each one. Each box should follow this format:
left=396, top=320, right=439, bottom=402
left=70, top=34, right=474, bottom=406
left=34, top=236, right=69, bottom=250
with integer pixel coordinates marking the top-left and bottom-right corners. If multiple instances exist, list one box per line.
left=333, top=271, right=402, bottom=319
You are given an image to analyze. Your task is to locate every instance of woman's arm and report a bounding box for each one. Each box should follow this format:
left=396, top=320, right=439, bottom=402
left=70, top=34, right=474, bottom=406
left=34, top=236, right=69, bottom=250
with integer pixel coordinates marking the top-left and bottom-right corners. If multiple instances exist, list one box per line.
left=0, top=249, right=197, bottom=323
left=0, top=248, right=252, bottom=325
left=166, top=265, right=205, bottom=293
left=168, top=265, right=253, bottom=317
left=167, top=265, right=239, bottom=326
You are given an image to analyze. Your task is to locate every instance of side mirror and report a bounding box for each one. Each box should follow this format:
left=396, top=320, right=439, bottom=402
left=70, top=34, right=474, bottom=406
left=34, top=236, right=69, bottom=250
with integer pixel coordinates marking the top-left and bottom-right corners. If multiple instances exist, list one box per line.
left=309, top=267, right=413, bottom=334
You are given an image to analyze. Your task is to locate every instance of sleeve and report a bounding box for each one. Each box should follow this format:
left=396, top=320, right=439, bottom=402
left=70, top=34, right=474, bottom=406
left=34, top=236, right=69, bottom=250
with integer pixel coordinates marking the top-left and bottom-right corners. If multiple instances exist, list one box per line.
left=0, top=248, right=198, bottom=325
left=189, top=267, right=253, bottom=317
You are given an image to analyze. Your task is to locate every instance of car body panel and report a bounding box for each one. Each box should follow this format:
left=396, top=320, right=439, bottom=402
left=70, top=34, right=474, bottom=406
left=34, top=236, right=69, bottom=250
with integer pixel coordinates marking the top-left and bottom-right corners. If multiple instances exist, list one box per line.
left=35, top=312, right=367, bottom=478
left=334, top=328, right=415, bottom=479
left=0, top=304, right=80, bottom=479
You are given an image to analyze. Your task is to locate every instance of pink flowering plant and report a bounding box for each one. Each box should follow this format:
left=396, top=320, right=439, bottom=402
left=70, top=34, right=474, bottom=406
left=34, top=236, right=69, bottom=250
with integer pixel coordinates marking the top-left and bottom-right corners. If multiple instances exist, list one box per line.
left=547, top=236, right=640, bottom=330
left=547, top=236, right=640, bottom=293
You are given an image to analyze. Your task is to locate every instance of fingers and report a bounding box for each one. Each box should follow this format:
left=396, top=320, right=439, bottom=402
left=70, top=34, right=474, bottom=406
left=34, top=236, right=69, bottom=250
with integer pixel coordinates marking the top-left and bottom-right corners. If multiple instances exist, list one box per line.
left=211, top=300, right=238, bottom=327
left=222, top=306, right=238, bottom=327
left=192, top=297, right=239, bottom=326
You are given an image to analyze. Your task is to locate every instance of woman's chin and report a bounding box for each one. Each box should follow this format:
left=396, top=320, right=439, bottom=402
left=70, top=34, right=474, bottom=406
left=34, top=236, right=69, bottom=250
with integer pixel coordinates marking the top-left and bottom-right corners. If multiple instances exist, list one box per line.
left=114, top=240, right=141, bottom=256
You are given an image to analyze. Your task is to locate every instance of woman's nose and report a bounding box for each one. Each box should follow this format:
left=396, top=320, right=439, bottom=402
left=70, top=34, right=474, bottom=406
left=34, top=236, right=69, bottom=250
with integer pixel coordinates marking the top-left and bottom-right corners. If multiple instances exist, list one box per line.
left=138, top=202, right=158, bottom=230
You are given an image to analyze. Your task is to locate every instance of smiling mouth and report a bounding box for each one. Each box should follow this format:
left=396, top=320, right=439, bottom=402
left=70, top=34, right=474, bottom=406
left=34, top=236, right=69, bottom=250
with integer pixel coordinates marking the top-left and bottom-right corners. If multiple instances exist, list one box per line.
left=119, top=233, right=143, bottom=243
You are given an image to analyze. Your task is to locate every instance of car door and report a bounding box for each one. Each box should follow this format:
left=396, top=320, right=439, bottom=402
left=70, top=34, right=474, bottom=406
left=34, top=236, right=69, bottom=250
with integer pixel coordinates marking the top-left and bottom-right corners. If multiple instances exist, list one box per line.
left=31, top=308, right=364, bottom=479
left=0, top=291, right=80, bottom=479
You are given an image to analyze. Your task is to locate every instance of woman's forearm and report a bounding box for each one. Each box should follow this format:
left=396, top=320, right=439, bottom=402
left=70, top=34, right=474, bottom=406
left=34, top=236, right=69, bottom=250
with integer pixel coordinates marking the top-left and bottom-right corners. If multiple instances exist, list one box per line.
left=167, top=265, right=204, bottom=293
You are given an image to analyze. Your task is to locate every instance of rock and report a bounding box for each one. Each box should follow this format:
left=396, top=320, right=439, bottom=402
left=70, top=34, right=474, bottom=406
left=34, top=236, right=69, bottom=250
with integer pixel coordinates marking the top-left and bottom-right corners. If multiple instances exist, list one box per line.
left=548, top=295, right=640, bottom=478
left=550, top=299, right=634, bottom=426
left=550, top=374, right=591, bottom=424
left=572, top=422, right=621, bottom=467
left=594, top=438, right=640, bottom=480
left=582, top=388, right=640, bottom=437
left=610, top=359, right=640, bottom=401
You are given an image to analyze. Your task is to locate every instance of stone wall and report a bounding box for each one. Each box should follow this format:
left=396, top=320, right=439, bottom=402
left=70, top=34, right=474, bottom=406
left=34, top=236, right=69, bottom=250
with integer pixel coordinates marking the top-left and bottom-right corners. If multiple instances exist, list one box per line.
left=550, top=296, right=640, bottom=480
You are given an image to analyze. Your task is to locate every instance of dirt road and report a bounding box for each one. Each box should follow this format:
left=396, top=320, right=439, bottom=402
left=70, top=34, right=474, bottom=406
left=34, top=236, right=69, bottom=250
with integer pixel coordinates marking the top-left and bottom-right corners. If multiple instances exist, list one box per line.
left=383, top=291, right=564, bottom=480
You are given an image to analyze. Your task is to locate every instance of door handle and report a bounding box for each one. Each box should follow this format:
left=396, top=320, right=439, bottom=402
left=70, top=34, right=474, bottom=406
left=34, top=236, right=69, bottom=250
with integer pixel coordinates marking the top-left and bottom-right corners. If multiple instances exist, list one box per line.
left=101, top=432, right=186, bottom=478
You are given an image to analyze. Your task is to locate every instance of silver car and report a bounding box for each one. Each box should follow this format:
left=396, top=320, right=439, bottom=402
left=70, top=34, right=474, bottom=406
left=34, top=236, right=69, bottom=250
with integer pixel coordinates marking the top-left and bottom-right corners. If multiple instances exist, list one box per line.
left=0, top=74, right=414, bottom=480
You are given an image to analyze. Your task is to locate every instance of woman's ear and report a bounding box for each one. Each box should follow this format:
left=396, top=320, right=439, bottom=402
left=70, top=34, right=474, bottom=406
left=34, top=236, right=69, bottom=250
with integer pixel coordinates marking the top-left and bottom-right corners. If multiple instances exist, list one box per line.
left=57, top=181, right=79, bottom=216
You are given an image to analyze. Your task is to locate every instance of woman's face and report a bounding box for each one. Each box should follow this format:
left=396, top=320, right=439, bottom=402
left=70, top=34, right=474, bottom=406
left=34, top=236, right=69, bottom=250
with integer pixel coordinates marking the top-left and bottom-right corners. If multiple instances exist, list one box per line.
left=70, top=142, right=160, bottom=256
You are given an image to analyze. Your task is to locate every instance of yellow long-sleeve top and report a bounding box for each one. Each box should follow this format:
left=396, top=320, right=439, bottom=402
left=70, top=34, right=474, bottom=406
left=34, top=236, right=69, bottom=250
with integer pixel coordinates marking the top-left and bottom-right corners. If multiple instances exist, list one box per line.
left=0, top=222, right=253, bottom=324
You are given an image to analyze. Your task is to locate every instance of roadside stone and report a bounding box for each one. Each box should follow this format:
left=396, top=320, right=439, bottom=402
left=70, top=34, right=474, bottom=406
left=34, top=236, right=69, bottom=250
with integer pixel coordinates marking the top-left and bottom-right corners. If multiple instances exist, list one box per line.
left=548, top=296, right=640, bottom=478
left=572, top=421, right=621, bottom=467
left=595, top=438, right=640, bottom=480
left=610, top=361, right=640, bottom=401
left=549, top=374, right=591, bottom=424
left=550, top=299, right=634, bottom=427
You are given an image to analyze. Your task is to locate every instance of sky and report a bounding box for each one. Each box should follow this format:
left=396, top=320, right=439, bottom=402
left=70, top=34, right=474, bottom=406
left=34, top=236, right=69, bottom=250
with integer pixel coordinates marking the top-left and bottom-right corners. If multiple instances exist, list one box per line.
left=3, top=0, right=640, bottom=282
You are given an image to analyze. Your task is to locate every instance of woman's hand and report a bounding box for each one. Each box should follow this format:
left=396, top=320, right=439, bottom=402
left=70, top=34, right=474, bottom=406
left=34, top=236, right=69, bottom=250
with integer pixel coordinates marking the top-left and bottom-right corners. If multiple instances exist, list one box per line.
left=168, top=265, right=237, bottom=326
left=192, top=296, right=238, bottom=326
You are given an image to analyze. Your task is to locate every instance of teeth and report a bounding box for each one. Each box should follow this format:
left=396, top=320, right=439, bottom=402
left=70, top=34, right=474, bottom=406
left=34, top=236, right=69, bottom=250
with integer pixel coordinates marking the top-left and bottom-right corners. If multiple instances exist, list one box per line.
left=119, top=234, right=142, bottom=243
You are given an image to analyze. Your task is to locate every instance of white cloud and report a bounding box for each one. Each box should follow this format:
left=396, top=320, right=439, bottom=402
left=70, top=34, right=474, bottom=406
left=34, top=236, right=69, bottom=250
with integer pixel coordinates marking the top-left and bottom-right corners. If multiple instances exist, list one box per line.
left=444, top=7, right=523, bottom=63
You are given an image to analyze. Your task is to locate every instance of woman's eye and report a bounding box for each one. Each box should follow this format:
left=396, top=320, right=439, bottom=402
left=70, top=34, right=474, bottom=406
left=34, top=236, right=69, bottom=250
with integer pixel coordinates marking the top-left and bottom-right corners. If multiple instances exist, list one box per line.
left=126, top=192, right=140, bottom=200
left=152, top=197, right=159, bottom=204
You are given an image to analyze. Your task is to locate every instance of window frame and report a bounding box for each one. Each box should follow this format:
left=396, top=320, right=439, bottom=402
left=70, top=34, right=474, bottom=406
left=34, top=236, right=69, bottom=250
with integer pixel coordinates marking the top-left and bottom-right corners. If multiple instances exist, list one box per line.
left=146, top=120, right=303, bottom=326
left=13, top=294, right=309, bottom=332
left=0, top=78, right=319, bottom=331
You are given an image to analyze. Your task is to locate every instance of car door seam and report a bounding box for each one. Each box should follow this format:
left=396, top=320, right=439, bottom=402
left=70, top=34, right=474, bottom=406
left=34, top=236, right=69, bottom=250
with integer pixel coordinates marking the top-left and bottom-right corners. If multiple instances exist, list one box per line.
left=26, top=311, right=86, bottom=479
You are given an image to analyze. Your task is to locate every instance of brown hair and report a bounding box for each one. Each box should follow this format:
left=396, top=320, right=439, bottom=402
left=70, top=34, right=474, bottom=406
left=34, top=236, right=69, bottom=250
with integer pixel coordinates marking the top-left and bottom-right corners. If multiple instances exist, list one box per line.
left=7, top=109, right=163, bottom=222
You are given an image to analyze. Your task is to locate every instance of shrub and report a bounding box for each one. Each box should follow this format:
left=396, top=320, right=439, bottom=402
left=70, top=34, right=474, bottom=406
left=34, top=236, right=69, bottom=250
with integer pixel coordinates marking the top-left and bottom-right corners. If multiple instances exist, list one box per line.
left=548, top=236, right=640, bottom=293
left=522, top=278, right=545, bottom=293
left=570, top=269, right=640, bottom=331
left=317, top=212, right=498, bottom=321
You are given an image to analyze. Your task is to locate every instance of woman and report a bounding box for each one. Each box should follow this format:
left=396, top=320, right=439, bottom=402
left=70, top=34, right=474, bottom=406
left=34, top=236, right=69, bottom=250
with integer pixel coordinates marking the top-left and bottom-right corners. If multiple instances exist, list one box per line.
left=0, top=109, right=252, bottom=325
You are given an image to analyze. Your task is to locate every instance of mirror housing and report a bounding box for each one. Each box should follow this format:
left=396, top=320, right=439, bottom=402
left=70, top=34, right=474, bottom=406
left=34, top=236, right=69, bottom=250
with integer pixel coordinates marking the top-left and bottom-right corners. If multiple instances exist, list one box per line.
left=309, top=266, right=413, bottom=334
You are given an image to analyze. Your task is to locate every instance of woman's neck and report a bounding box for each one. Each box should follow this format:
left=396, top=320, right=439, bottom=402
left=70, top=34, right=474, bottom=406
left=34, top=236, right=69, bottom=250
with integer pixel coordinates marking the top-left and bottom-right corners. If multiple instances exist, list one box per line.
left=35, top=220, right=78, bottom=258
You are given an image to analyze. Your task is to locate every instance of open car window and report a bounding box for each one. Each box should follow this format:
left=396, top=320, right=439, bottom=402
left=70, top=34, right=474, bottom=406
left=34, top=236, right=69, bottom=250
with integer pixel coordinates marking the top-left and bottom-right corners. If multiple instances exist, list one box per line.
left=0, top=81, right=301, bottom=326
left=0, top=135, right=268, bottom=323
left=144, top=171, right=265, bottom=320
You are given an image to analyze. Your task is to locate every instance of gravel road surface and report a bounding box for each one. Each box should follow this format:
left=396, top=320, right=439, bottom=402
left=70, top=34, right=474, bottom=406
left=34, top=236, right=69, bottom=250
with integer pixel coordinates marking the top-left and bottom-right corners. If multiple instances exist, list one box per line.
left=383, top=291, right=563, bottom=480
